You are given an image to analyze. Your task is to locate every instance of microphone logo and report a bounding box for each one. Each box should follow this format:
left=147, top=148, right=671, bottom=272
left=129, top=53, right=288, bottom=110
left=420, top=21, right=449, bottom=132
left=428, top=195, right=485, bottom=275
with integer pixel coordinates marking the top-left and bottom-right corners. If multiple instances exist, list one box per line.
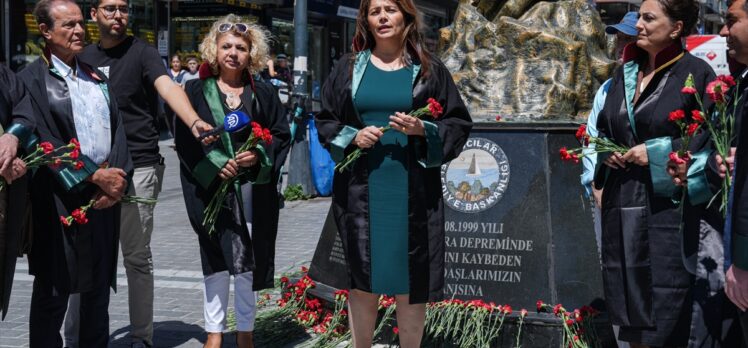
left=226, top=113, right=240, bottom=129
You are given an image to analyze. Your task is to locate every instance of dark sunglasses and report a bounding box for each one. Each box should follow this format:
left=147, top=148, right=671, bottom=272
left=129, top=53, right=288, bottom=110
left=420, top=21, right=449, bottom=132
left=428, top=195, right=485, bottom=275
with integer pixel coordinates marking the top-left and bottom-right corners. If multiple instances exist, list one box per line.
left=218, top=23, right=249, bottom=34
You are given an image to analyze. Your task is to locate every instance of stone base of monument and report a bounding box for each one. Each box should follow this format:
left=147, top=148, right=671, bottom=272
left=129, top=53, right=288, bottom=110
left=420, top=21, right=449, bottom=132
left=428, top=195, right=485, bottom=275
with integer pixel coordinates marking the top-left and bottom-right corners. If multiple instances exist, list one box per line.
left=308, top=121, right=618, bottom=347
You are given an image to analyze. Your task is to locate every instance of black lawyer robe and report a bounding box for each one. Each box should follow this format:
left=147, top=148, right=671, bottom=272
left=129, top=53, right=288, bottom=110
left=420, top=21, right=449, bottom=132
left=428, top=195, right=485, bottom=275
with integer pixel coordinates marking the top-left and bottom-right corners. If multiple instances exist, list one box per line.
left=175, top=77, right=290, bottom=291
left=595, top=43, right=715, bottom=346
left=17, top=57, right=132, bottom=295
left=315, top=52, right=473, bottom=303
left=0, top=64, right=36, bottom=319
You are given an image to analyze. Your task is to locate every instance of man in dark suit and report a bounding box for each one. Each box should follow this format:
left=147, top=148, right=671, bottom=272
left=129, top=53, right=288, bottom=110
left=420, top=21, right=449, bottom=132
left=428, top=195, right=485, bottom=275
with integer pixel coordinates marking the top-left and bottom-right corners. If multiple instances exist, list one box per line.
left=0, top=62, right=36, bottom=320
left=715, top=0, right=748, bottom=343
left=17, top=0, right=132, bottom=346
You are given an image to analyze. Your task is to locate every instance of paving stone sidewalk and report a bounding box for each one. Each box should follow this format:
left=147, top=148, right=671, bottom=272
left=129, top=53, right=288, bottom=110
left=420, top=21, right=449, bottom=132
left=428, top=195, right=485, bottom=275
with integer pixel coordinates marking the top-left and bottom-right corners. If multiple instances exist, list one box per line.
left=0, top=142, right=330, bottom=347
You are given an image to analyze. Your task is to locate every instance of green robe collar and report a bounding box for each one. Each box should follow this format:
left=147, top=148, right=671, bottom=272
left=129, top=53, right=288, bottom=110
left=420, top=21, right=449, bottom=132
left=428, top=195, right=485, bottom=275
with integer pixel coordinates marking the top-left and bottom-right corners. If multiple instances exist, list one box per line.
left=351, top=49, right=421, bottom=102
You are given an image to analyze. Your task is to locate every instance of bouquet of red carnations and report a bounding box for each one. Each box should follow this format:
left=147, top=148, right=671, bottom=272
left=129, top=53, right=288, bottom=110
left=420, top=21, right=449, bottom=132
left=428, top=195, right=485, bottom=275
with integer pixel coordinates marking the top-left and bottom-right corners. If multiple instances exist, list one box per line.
left=202, top=121, right=273, bottom=235
left=678, top=73, right=738, bottom=213
left=559, top=124, right=629, bottom=164
left=334, top=98, right=443, bottom=173
left=0, top=138, right=84, bottom=192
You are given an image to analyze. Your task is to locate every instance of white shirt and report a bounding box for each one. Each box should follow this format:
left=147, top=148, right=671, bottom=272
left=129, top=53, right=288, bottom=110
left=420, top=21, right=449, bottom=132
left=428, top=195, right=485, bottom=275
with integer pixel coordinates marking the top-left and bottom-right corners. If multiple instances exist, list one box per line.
left=51, top=54, right=111, bottom=164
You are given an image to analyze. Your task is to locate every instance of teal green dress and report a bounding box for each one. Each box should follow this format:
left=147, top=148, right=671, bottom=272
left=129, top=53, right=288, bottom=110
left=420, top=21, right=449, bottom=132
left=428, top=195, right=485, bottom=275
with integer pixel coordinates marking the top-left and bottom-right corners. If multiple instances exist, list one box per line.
left=354, top=61, right=412, bottom=294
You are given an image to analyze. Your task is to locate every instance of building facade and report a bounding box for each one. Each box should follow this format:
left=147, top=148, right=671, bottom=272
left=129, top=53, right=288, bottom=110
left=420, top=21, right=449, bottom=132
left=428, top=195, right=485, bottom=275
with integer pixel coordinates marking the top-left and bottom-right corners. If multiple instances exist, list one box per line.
left=1, top=0, right=457, bottom=96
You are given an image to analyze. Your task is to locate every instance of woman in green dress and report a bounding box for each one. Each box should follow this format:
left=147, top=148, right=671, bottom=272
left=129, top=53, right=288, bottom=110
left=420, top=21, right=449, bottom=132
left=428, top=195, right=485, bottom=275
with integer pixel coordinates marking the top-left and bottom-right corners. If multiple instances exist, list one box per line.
left=315, top=0, right=472, bottom=346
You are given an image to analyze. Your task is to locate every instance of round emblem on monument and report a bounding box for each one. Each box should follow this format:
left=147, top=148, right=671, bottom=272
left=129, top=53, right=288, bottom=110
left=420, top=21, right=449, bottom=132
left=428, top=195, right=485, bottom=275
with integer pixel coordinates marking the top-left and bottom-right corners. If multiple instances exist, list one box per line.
left=441, top=137, right=510, bottom=213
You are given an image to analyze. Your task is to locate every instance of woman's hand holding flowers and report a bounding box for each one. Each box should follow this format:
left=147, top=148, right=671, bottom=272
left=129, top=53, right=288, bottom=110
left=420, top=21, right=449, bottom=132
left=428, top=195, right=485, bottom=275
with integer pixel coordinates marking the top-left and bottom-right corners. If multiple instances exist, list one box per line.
left=716, top=147, right=736, bottom=180
left=389, top=112, right=425, bottom=136
left=219, top=159, right=239, bottom=180
left=354, top=126, right=383, bottom=149
left=623, top=144, right=649, bottom=166
left=236, top=150, right=258, bottom=168
left=604, top=152, right=627, bottom=169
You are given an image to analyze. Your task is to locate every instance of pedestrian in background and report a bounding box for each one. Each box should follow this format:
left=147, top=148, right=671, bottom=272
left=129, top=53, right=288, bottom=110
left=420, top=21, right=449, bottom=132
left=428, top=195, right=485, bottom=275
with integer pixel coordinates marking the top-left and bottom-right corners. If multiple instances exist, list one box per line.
left=19, top=1, right=132, bottom=346
left=61, top=0, right=218, bottom=347
left=168, top=54, right=186, bottom=85
left=174, top=14, right=290, bottom=348
left=183, top=56, right=201, bottom=84
left=315, top=0, right=472, bottom=346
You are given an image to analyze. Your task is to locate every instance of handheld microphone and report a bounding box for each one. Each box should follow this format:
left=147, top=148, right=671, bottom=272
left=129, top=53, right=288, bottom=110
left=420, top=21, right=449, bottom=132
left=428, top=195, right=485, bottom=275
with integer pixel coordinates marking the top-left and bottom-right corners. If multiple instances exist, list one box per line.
left=197, top=111, right=251, bottom=141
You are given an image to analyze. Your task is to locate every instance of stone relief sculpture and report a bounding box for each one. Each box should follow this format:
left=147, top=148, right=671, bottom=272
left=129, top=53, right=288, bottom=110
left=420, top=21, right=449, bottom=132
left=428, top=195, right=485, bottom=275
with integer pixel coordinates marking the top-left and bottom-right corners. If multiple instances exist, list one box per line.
left=438, top=0, right=617, bottom=121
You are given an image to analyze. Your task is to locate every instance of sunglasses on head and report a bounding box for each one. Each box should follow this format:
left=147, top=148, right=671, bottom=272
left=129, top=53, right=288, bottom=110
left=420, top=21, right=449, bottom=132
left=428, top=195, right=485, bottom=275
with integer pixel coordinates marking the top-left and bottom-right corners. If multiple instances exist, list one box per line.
left=218, top=23, right=249, bottom=34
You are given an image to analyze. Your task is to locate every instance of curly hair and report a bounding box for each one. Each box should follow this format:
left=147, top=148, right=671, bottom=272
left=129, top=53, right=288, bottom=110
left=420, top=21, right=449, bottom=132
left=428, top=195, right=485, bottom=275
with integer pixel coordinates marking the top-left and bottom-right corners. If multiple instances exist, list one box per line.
left=199, top=14, right=270, bottom=76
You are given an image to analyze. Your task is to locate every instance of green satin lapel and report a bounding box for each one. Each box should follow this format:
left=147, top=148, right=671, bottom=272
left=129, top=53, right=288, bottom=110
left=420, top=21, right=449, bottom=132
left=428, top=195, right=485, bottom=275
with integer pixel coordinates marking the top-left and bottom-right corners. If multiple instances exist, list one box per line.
left=623, top=60, right=639, bottom=139
left=686, top=150, right=713, bottom=205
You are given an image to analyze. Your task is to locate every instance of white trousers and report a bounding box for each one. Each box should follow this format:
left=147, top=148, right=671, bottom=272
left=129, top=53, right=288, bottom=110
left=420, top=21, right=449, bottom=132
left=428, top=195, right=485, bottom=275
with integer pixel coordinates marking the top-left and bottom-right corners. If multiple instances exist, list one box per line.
left=203, top=270, right=256, bottom=333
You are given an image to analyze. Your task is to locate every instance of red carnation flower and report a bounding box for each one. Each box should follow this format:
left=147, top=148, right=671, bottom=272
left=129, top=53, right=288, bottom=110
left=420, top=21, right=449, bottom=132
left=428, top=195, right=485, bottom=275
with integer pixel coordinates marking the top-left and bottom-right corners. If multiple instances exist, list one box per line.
left=669, top=151, right=690, bottom=164
left=536, top=300, right=544, bottom=312
left=262, top=128, right=273, bottom=144
left=69, top=138, right=80, bottom=151
left=707, top=80, right=729, bottom=103
left=74, top=161, right=85, bottom=170
left=553, top=303, right=563, bottom=315
left=60, top=215, right=72, bottom=227
left=69, top=148, right=80, bottom=160
left=71, top=208, right=89, bottom=225
left=668, top=109, right=685, bottom=122
left=503, top=305, right=512, bottom=315
left=687, top=123, right=700, bottom=136
left=280, top=276, right=289, bottom=284
left=520, top=309, right=528, bottom=318
left=718, top=74, right=736, bottom=87
left=40, top=142, right=54, bottom=155
left=495, top=115, right=502, bottom=122
left=681, top=86, right=697, bottom=95
left=51, top=158, right=63, bottom=169
left=427, top=98, right=443, bottom=118
left=691, top=110, right=705, bottom=124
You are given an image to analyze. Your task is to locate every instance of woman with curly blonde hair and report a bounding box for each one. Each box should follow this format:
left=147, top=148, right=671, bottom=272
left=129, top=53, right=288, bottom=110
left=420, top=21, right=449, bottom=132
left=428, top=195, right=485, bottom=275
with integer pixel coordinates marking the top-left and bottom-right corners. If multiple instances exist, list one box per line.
left=174, top=14, right=290, bottom=348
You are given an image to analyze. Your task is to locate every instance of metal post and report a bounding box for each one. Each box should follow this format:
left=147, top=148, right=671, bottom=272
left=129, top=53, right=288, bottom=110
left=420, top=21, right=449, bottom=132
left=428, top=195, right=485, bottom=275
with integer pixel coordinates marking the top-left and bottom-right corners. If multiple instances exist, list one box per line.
left=287, top=0, right=317, bottom=197
left=293, top=0, right=308, bottom=96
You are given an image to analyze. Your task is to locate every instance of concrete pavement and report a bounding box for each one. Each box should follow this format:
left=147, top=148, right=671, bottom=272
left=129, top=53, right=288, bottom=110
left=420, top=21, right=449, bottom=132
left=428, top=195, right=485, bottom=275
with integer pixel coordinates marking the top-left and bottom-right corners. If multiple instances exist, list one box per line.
left=0, top=141, right=330, bottom=347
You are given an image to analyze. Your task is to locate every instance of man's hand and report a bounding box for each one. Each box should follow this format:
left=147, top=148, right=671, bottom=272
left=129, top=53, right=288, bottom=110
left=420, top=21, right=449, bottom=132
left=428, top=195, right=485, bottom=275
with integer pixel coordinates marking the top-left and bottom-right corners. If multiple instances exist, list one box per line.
left=726, top=265, right=748, bottom=311
left=219, top=159, right=239, bottom=180
left=154, top=76, right=219, bottom=145
left=667, top=159, right=688, bottom=186
left=354, top=126, right=383, bottom=149
left=717, top=147, right=737, bottom=179
left=0, top=133, right=19, bottom=174
left=92, top=191, right=119, bottom=210
left=235, top=150, right=258, bottom=168
left=623, top=144, right=649, bottom=166
left=88, top=167, right=127, bottom=200
left=191, top=119, right=219, bottom=145
left=0, top=158, right=26, bottom=184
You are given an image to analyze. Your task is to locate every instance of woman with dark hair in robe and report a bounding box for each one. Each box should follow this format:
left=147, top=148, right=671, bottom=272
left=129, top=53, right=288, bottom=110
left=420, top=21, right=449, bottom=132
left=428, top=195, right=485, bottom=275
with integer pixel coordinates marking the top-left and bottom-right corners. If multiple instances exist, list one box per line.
left=594, top=0, right=719, bottom=345
left=315, top=0, right=472, bottom=346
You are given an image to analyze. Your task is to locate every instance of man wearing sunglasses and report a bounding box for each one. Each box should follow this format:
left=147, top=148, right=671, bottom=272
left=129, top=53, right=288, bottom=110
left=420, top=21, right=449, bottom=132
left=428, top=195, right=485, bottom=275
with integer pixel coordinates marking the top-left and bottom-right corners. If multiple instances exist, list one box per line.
left=59, top=1, right=214, bottom=348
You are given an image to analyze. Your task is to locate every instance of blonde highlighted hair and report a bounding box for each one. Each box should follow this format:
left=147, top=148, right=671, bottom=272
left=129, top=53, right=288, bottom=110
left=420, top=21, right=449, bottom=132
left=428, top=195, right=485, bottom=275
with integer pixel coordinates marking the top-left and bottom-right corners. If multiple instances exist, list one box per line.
left=199, top=14, right=270, bottom=76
